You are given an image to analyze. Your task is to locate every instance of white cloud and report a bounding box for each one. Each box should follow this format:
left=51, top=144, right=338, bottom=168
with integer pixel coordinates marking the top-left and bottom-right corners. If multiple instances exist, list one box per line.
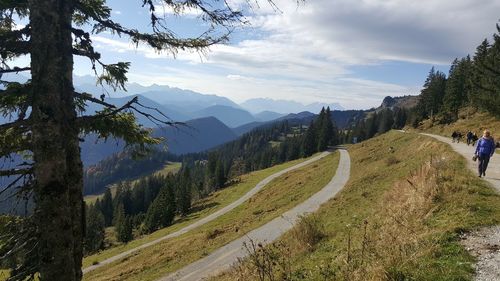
left=153, top=4, right=202, bottom=17
left=87, top=0, right=500, bottom=109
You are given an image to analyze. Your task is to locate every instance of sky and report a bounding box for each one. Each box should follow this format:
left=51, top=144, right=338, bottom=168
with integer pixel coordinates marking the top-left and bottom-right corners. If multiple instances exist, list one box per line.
left=13, top=0, right=500, bottom=109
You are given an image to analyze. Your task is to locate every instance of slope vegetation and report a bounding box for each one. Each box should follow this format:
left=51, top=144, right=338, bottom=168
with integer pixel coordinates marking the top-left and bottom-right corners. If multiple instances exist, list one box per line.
left=417, top=109, right=500, bottom=140
left=216, top=130, right=500, bottom=280
left=83, top=152, right=340, bottom=281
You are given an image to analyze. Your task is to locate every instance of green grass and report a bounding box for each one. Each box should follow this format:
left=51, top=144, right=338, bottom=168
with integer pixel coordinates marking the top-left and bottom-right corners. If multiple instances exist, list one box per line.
left=82, top=151, right=340, bottom=281
left=82, top=153, right=322, bottom=268
left=216, top=130, right=500, bottom=281
left=84, top=162, right=182, bottom=205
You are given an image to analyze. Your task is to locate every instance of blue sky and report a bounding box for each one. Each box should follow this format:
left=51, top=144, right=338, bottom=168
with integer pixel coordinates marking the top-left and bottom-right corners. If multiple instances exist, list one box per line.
left=13, top=0, right=500, bottom=109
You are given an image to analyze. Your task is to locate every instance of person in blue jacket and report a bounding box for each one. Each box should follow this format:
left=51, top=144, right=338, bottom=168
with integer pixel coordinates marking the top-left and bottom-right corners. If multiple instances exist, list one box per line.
left=475, top=130, right=496, bottom=177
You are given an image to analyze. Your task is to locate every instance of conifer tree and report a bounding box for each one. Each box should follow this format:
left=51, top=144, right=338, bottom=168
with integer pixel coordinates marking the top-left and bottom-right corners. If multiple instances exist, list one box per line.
left=114, top=202, right=131, bottom=243
left=443, top=57, right=472, bottom=119
left=143, top=184, right=176, bottom=233
left=0, top=1, right=261, bottom=279
left=176, top=168, right=192, bottom=216
left=215, top=160, right=227, bottom=189
left=472, top=30, right=500, bottom=116
left=415, top=67, right=447, bottom=120
left=302, top=121, right=317, bottom=157
left=100, top=188, right=114, bottom=227
left=84, top=204, right=105, bottom=254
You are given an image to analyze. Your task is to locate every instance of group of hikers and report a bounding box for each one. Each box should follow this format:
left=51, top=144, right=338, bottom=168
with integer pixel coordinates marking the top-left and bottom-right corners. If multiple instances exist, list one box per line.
left=454, top=130, right=497, bottom=178
left=451, top=130, right=479, bottom=145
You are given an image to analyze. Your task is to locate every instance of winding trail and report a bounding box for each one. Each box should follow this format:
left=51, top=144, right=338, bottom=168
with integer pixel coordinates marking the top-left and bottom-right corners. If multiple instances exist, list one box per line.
left=420, top=133, right=500, bottom=281
left=159, top=149, right=351, bottom=281
left=420, top=133, right=500, bottom=191
left=83, top=151, right=331, bottom=274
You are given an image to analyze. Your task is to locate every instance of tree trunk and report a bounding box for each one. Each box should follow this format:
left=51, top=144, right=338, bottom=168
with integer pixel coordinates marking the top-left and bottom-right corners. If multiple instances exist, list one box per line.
left=29, top=0, right=83, bottom=280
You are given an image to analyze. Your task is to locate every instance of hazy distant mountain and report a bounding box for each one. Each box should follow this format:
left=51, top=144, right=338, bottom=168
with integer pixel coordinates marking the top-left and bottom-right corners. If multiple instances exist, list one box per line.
left=153, top=117, right=237, bottom=154
left=254, top=111, right=285, bottom=122
left=233, top=111, right=317, bottom=136
left=81, top=95, right=192, bottom=131
left=73, top=76, right=241, bottom=112
left=232, top=122, right=265, bottom=136
left=277, top=111, right=317, bottom=122
left=192, top=105, right=256, bottom=128
left=240, top=98, right=344, bottom=114
left=80, top=116, right=238, bottom=166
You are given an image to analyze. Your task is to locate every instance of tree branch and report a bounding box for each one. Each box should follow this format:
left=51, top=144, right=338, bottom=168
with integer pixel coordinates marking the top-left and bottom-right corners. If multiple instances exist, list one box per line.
left=0, top=167, right=33, bottom=177
left=77, top=96, right=138, bottom=124
left=0, top=67, right=31, bottom=74
left=0, top=118, right=30, bottom=131
left=75, top=1, right=229, bottom=52
left=73, top=91, right=116, bottom=109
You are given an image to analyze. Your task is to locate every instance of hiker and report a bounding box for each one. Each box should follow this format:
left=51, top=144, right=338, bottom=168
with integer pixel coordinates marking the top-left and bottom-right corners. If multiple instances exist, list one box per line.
left=451, top=131, right=458, bottom=143
left=475, top=130, right=496, bottom=177
left=456, top=132, right=462, bottom=143
left=466, top=131, right=473, bottom=146
left=472, top=133, right=479, bottom=146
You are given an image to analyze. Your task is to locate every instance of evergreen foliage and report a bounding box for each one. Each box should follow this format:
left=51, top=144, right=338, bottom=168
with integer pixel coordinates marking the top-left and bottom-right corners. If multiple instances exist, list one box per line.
left=114, top=203, right=133, bottom=243
left=84, top=205, right=105, bottom=254
left=412, top=23, right=500, bottom=122
left=1, top=0, right=264, bottom=279
left=143, top=184, right=176, bottom=233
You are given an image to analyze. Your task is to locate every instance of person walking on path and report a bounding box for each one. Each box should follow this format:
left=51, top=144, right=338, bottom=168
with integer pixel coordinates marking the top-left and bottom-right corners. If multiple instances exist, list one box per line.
left=475, top=130, right=496, bottom=177
left=452, top=131, right=458, bottom=143
left=467, top=131, right=473, bottom=146
left=472, top=133, right=479, bottom=146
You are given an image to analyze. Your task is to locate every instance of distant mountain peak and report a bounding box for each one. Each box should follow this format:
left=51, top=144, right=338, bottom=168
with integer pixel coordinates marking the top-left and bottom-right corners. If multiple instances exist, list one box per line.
left=240, top=98, right=343, bottom=114
left=378, top=95, right=419, bottom=110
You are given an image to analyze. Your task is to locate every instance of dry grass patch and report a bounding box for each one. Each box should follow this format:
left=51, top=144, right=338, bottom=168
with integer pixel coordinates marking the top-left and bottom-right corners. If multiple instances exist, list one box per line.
left=414, top=108, right=500, bottom=152
left=291, top=214, right=325, bottom=252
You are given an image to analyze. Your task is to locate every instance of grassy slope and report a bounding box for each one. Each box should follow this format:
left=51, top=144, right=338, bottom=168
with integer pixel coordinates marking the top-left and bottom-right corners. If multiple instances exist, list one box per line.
left=416, top=109, right=500, bottom=154
left=83, top=152, right=340, bottom=281
left=217, top=131, right=500, bottom=281
left=82, top=154, right=320, bottom=268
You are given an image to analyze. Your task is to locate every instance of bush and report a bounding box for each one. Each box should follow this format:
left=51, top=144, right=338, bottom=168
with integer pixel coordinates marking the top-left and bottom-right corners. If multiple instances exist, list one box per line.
left=291, top=214, right=325, bottom=251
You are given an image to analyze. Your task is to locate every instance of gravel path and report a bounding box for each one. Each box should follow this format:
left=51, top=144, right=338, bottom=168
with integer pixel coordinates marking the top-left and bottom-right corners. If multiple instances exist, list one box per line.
left=83, top=152, right=331, bottom=274
left=159, top=148, right=351, bottom=281
left=421, top=133, right=500, bottom=281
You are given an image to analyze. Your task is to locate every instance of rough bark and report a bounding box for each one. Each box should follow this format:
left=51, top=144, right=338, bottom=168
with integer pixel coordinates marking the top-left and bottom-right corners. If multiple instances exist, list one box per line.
left=29, top=0, right=83, bottom=280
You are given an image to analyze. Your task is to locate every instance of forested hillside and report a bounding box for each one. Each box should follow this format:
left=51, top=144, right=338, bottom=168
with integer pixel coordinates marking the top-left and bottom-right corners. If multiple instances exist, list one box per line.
left=412, top=26, right=500, bottom=123
left=80, top=108, right=339, bottom=255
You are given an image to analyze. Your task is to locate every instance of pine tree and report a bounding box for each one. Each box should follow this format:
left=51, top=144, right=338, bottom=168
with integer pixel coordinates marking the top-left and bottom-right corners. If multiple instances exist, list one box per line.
left=114, top=203, right=130, bottom=243
left=143, top=184, right=176, bottom=233
left=443, top=57, right=472, bottom=119
left=214, top=160, right=227, bottom=189
left=302, top=121, right=317, bottom=157
left=101, top=188, right=114, bottom=227
left=0, top=1, right=259, bottom=279
left=415, top=67, right=447, bottom=120
left=115, top=213, right=133, bottom=244
left=472, top=29, right=500, bottom=116
left=317, top=107, right=335, bottom=150
left=377, top=109, right=394, bottom=133
left=84, top=204, right=105, bottom=254
left=176, top=168, right=192, bottom=216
